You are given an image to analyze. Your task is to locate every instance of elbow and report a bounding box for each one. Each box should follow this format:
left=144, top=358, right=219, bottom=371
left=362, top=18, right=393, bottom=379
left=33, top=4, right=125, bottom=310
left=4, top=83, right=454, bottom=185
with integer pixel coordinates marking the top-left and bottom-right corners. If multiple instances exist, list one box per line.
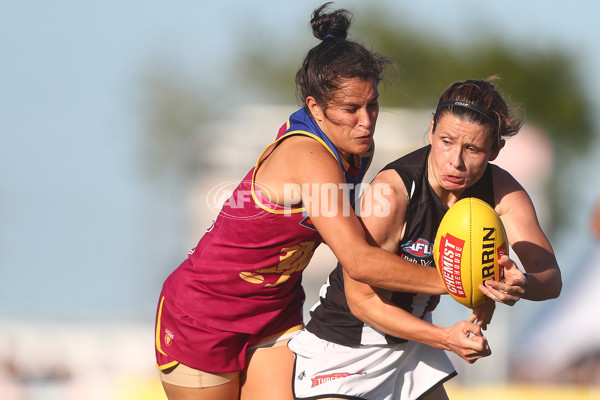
left=342, top=261, right=369, bottom=284
left=335, top=241, right=374, bottom=284
left=550, top=277, right=563, bottom=299
left=525, top=268, right=562, bottom=301
left=345, top=292, right=375, bottom=324
left=549, top=268, right=563, bottom=299
left=540, top=270, right=563, bottom=300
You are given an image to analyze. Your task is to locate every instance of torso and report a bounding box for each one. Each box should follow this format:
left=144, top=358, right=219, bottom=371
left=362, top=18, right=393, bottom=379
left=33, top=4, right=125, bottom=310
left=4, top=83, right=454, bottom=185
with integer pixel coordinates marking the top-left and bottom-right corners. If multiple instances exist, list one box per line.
left=160, top=108, right=374, bottom=335
left=306, top=145, right=495, bottom=345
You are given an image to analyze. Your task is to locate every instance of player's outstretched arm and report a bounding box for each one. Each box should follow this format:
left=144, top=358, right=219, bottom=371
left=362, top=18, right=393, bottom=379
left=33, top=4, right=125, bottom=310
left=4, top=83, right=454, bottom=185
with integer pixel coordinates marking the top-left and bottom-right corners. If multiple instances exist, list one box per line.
left=483, top=166, right=562, bottom=303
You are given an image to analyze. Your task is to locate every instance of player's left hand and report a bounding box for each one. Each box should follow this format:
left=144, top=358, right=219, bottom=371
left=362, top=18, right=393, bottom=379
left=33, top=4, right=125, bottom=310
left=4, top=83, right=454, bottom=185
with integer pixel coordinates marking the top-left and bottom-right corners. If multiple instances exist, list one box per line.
left=479, top=255, right=527, bottom=306
left=469, top=299, right=495, bottom=330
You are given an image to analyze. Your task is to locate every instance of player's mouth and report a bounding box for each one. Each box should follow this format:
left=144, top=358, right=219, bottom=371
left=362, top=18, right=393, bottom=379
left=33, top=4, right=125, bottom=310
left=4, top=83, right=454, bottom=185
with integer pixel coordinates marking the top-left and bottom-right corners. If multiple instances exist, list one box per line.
left=355, top=134, right=373, bottom=142
left=445, top=175, right=465, bottom=185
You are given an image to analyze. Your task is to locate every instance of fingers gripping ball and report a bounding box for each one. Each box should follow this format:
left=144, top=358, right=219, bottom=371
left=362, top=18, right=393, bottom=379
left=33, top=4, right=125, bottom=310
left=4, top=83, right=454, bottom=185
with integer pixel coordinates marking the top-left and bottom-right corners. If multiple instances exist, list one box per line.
left=433, top=197, right=508, bottom=308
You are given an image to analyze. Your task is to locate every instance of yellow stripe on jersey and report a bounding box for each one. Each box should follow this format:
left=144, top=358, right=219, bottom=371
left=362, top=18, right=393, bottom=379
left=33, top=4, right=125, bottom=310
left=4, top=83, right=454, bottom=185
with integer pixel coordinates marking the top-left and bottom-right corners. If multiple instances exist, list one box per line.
left=251, top=131, right=339, bottom=215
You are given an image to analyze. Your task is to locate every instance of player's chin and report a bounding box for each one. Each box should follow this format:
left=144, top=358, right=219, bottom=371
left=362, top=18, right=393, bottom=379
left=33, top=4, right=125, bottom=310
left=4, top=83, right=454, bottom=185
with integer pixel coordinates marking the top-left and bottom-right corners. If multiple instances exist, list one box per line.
left=352, top=139, right=373, bottom=153
left=444, top=181, right=473, bottom=195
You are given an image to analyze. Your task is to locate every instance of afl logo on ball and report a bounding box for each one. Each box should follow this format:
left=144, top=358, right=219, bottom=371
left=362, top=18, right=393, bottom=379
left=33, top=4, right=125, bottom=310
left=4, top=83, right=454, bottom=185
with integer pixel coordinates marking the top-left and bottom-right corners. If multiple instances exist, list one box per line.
left=402, top=238, right=432, bottom=258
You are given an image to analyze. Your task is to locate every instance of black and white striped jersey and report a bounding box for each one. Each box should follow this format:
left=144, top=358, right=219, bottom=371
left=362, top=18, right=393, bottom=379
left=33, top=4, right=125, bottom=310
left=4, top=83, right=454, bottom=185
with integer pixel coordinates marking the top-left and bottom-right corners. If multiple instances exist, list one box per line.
left=306, top=145, right=495, bottom=346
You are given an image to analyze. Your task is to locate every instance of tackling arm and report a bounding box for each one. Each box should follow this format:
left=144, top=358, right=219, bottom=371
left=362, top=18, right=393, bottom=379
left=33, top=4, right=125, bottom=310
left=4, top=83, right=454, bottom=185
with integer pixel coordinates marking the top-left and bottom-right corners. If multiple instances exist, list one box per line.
left=260, top=136, right=446, bottom=294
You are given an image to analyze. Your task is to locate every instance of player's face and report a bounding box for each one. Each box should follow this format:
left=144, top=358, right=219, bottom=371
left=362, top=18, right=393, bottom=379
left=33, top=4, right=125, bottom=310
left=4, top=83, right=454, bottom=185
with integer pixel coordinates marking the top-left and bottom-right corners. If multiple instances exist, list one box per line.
left=309, top=78, right=379, bottom=162
left=428, top=113, right=499, bottom=199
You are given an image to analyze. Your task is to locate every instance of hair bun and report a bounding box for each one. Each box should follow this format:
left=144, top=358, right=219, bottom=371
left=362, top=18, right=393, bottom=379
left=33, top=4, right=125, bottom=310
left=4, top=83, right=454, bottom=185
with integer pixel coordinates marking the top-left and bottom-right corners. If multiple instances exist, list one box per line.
left=310, top=2, right=351, bottom=41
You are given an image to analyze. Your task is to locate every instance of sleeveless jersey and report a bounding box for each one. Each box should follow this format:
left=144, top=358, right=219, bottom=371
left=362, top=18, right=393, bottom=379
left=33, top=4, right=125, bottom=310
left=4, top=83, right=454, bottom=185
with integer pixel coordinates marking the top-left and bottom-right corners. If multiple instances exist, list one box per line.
left=305, top=145, right=494, bottom=346
left=157, top=108, right=373, bottom=351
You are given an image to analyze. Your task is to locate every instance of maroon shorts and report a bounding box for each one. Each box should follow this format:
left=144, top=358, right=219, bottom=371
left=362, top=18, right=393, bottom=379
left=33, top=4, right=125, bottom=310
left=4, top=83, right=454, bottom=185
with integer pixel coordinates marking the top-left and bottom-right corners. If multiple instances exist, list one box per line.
left=155, top=295, right=303, bottom=373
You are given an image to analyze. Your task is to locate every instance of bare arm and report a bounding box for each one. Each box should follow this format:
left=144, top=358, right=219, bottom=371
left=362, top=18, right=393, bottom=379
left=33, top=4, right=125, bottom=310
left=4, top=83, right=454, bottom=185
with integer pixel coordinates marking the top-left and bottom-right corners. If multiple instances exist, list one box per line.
left=480, top=166, right=562, bottom=303
left=344, top=269, right=490, bottom=363
left=255, top=136, right=445, bottom=294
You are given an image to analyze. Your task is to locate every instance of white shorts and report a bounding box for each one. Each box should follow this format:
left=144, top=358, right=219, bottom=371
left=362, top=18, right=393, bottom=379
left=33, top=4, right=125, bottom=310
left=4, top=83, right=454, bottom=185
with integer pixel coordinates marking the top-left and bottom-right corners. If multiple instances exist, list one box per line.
left=289, top=330, right=456, bottom=400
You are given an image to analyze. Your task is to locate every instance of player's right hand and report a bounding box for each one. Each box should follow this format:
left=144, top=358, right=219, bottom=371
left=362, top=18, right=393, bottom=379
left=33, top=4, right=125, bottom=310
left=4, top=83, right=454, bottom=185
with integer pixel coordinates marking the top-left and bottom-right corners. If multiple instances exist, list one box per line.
left=445, top=321, right=492, bottom=364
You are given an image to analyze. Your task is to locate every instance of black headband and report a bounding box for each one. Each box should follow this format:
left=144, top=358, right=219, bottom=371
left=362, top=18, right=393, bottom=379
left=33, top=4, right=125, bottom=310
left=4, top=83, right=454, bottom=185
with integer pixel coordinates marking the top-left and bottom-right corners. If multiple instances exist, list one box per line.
left=436, top=100, right=494, bottom=121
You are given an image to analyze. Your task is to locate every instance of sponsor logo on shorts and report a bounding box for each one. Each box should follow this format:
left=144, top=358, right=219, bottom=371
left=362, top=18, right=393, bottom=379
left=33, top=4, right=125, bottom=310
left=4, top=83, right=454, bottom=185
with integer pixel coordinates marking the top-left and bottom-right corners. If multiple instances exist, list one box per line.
left=402, top=238, right=432, bottom=258
left=311, top=372, right=366, bottom=387
left=164, top=329, right=174, bottom=346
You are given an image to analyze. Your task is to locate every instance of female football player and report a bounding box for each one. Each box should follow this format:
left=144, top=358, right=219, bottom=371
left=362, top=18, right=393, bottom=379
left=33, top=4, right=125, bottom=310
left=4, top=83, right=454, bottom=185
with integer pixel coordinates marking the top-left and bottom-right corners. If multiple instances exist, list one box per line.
left=290, top=77, right=562, bottom=400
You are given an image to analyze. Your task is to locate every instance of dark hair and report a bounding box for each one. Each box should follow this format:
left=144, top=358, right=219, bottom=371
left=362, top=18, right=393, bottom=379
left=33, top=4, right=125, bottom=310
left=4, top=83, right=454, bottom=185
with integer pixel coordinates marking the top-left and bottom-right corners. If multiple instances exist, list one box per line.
left=432, top=77, right=524, bottom=151
left=296, top=2, right=391, bottom=115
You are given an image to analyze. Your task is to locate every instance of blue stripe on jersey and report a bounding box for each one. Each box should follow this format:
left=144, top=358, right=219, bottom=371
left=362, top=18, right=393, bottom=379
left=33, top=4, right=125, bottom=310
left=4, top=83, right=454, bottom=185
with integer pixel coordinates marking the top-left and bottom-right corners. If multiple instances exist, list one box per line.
left=282, top=108, right=373, bottom=206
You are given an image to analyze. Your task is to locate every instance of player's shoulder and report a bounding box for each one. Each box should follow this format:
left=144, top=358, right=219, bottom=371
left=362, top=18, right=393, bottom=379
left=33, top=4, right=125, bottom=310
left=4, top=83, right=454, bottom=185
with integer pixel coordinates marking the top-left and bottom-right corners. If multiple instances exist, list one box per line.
left=490, top=163, right=525, bottom=192
left=490, top=163, right=532, bottom=216
left=269, top=134, right=344, bottom=184
left=369, top=169, right=409, bottom=203
left=276, top=134, right=334, bottom=156
left=372, top=168, right=405, bottom=187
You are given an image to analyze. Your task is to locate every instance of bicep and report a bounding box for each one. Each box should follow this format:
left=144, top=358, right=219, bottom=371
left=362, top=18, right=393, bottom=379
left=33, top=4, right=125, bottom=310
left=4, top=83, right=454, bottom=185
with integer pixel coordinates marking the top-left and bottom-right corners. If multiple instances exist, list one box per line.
left=286, top=142, right=373, bottom=262
left=307, top=169, right=408, bottom=271
left=357, top=170, right=409, bottom=253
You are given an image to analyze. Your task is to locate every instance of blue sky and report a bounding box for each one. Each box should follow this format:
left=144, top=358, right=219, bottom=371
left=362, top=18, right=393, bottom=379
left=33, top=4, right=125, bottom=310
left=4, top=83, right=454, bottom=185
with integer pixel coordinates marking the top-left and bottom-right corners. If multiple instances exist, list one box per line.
left=1, top=0, right=599, bottom=325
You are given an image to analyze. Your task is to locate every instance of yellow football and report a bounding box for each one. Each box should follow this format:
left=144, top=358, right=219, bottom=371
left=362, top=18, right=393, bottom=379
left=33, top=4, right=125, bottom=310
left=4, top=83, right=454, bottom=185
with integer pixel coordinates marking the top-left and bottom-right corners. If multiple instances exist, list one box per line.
left=433, top=197, right=508, bottom=308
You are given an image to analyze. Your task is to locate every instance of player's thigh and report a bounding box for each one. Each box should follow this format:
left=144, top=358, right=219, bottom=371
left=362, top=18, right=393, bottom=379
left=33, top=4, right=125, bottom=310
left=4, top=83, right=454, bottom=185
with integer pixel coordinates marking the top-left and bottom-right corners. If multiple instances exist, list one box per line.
left=160, top=363, right=241, bottom=400
left=162, top=378, right=240, bottom=400
left=240, top=341, right=295, bottom=400
left=421, top=384, right=449, bottom=400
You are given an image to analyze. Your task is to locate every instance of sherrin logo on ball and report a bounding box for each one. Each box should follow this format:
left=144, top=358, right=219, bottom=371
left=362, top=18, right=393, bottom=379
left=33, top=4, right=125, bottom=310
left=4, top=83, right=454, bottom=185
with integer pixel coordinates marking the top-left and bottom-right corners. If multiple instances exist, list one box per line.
left=433, top=197, right=507, bottom=308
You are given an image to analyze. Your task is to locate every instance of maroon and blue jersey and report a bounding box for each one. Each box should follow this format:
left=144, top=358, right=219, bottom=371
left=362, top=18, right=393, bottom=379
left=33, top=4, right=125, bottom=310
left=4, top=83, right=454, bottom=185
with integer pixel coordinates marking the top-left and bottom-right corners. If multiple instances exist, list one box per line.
left=155, top=108, right=373, bottom=372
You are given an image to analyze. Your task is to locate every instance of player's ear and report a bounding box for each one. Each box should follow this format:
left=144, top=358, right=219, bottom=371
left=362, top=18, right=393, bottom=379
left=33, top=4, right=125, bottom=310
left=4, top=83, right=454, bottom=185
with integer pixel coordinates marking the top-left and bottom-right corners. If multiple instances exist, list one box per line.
left=488, top=139, right=505, bottom=161
left=306, top=96, right=324, bottom=123
left=428, top=118, right=434, bottom=144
